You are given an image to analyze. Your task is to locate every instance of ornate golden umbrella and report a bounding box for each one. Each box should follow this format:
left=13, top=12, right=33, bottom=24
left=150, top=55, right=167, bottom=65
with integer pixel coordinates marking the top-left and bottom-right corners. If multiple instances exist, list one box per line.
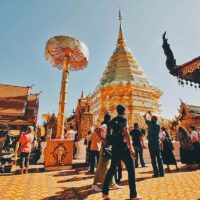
left=45, top=36, right=89, bottom=138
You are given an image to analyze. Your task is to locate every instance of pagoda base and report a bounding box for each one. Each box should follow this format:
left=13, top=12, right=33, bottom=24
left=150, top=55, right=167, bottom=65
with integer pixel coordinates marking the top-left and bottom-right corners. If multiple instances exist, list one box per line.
left=44, top=139, right=73, bottom=171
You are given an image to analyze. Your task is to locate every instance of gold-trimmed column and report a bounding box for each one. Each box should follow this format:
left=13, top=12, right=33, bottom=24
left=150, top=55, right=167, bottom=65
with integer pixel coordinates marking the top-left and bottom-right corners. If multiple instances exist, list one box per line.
left=56, top=57, right=69, bottom=138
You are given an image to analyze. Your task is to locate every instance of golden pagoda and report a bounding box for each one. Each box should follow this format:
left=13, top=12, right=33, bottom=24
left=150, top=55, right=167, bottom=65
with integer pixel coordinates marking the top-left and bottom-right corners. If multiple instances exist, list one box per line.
left=91, top=11, right=162, bottom=128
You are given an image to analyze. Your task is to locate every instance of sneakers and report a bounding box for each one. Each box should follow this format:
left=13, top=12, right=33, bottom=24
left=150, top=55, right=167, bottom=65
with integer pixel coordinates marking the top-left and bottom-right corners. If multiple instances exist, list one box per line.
left=92, top=184, right=102, bottom=192
left=110, top=183, right=123, bottom=190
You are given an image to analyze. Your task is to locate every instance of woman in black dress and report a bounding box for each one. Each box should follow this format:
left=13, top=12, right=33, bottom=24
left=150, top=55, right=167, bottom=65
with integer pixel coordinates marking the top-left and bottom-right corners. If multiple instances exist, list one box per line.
left=160, top=127, right=178, bottom=172
left=177, top=126, right=193, bottom=170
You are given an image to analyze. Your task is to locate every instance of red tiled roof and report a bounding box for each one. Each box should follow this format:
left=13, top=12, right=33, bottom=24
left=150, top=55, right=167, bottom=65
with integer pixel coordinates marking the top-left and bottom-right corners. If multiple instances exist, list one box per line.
left=27, top=94, right=38, bottom=108
left=0, top=100, right=26, bottom=116
left=0, top=84, right=39, bottom=125
left=22, top=94, right=39, bottom=122
left=0, top=84, right=30, bottom=99
left=0, top=84, right=30, bottom=116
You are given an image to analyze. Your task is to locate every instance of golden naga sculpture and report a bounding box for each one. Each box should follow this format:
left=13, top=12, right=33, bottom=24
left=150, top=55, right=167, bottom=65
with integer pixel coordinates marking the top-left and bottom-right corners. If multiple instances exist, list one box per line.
left=45, top=36, right=89, bottom=138
left=162, top=32, right=200, bottom=88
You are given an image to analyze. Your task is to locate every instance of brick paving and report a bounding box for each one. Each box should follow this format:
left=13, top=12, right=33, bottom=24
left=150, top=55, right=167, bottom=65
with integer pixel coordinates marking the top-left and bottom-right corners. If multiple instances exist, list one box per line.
left=0, top=163, right=199, bottom=200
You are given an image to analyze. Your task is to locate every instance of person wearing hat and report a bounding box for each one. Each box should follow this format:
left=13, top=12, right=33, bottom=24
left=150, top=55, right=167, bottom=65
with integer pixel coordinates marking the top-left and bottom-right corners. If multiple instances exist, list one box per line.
left=19, top=126, right=34, bottom=174
left=102, top=105, right=141, bottom=200
left=144, top=112, right=164, bottom=177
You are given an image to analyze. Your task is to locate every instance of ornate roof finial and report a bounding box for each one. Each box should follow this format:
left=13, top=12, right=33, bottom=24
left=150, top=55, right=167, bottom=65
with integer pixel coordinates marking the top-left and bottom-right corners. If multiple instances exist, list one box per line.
left=117, top=9, right=126, bottom=47
left=119, top=9, right=123, bottom=22
left=81, top=90, right=84, bottom=99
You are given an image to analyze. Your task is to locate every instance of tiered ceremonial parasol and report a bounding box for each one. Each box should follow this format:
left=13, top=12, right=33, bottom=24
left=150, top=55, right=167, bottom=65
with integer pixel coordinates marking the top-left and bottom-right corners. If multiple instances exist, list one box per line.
left=45, top=36, right=89, bottom=138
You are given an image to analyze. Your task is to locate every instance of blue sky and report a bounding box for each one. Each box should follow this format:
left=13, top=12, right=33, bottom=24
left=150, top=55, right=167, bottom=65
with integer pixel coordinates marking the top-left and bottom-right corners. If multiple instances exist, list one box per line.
left=0, top=0, right=199, bottom=124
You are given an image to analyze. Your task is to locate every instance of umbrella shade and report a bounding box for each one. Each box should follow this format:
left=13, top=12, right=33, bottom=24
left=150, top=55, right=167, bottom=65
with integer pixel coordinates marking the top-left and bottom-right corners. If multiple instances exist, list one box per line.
left=45, top=36, right=89, bottom=71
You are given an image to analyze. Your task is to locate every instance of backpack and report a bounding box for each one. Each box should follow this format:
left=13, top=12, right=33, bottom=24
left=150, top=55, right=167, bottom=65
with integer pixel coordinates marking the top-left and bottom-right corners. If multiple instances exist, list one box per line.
left=106, top=116, right=125, bottom=147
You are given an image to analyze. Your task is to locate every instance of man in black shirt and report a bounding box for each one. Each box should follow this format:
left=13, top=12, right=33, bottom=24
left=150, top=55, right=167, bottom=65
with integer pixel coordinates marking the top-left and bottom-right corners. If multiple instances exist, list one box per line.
left=130, top=123, right=146, bottom=168
left=144, top=112, right=164, bottom=178
left=102, top=105, right=142, bottom=200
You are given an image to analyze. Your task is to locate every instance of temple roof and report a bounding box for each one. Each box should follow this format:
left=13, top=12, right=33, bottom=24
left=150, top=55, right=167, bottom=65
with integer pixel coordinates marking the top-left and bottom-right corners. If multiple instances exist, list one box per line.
left=178, top=100, right=200, bottom=116
left=100, top=12, right=156, bottom=90
left=0, top=84, right=30, bottom=99
left=186, top=104, right=200, bottom=116
left=0, top=84, right=39, bottom=126
left=173, top=100, right=200, bottom=125
left=0, top=84, right=31, bottom=116
left=162, top=33, right=200, bottom=86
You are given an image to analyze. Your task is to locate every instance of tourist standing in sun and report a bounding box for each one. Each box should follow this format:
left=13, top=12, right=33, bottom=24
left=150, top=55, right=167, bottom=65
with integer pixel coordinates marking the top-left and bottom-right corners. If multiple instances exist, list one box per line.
left=87, top=126, right=101, bottom=173
left=160, top=127, right=178, bottom=172
left=144, top=112, right=164, bottom=178
left=130, top=123, right=146, bottom=168
left=19, top=126, right=34, bottom=174
left=177, top=126, right=193, bottom=170
left=102, top=105, right=141, bottom=200
left=189, top=126, right=200, bottom=165
left=92, top=113, right=122, bottom=192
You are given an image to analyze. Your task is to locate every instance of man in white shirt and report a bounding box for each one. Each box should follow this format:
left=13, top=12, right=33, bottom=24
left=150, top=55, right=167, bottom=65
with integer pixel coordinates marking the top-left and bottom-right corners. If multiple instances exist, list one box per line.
left=65, top=126, right=77, bottom=141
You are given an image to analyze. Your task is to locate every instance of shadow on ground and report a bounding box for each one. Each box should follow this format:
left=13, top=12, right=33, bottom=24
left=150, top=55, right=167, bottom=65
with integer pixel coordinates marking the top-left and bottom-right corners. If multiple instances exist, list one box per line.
left=41, top=185, right=99, bottom=200
left=41, top=171, right=152, bottom=200
left=57, top=175, right=94, bottom=183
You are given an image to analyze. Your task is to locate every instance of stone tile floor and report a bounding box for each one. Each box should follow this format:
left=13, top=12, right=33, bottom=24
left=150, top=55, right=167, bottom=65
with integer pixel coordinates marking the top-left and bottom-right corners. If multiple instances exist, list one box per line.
left=0, top=163, right=199, bottom=200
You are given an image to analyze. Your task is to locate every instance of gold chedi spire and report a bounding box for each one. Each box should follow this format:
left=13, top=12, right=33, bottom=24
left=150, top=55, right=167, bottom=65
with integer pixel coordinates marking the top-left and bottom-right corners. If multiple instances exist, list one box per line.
left=117, top=9, right=126, bottom=47
left=91, top=9, right=163, bottom=128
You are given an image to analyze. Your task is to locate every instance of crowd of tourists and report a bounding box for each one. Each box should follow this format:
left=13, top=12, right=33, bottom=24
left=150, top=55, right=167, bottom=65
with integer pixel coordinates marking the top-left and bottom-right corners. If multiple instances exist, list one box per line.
left=85, top=105, right=200, bottom=200
left=3, top=103, right=198, bottom=199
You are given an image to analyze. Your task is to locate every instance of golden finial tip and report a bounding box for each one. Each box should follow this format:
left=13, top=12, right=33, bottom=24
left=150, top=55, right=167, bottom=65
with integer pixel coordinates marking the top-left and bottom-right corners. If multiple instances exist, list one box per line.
left=119, top=9, right=123, bottom=21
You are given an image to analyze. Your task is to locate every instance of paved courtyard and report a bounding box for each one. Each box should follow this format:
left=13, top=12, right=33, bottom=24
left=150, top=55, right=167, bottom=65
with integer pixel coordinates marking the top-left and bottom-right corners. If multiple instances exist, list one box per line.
left=0, top=163, right=199, bottom=200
